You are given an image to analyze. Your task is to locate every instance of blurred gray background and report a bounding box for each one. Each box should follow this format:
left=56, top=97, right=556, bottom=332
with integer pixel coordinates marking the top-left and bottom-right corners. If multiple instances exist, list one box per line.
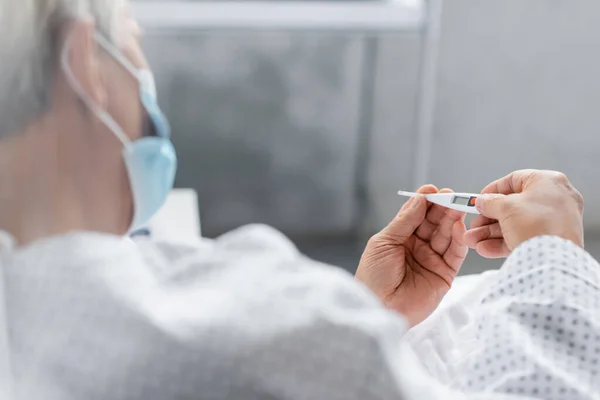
left=135, top=0, right=600, bottom=274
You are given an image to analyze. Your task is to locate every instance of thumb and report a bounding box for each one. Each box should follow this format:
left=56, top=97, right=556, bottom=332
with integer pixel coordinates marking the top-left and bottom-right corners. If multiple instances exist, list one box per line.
left=475, top=194, right=508, bottom=219
left=381, top=195, right=427, bottom=243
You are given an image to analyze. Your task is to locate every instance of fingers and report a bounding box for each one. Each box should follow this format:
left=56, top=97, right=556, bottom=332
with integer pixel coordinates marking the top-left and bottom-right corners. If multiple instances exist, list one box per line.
left=480, top=170, right=537, bottom=195
left=381, top=195, right=428, bottom=243
left=470, top=215, right=495, bottom=230
left=399, top=185, right=438, bottom=213
left=429, top=201, right=465, bottom=256
left=417, top=184, right=439, bottom=195
left=463, top=222, right=502, bottom=248
left=475, top=239, right=511, bottom=259
left=477, top=171, right=532, bottom=221
left=442, top=221, right=469, bottom=271
left=481, top=169, right=570, bottom=195
left=383, top=184, right=437, bottom=244
left=416, top=188, right=462, bottom=241
left=464, top=222, right=510, bottom=258
left=474, top=194, right=512, bottom=220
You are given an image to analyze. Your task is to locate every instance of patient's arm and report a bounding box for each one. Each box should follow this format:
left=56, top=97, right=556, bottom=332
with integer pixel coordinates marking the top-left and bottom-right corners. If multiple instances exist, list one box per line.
left=454, top=235, right=600, bottom=399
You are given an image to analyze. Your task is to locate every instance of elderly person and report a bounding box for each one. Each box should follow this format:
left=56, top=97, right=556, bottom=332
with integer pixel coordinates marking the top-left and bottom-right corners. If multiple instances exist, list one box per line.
left=0, top=1, right=597, bottom=399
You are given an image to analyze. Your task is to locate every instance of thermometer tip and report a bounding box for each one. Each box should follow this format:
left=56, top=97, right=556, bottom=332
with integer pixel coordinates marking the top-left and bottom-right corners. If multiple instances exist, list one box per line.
left=397, top=190, right=417, bottom=197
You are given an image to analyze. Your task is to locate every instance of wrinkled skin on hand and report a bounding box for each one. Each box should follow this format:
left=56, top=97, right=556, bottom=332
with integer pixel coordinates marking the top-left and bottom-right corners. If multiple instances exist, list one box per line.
left=356, top=186, right=468, bottom=328
left=464, top=169, right=584, bottom=258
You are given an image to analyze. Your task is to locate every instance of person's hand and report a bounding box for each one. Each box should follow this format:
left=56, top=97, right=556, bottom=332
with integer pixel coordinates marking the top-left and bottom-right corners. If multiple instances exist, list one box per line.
left=355, top=185, right=468, bottom=328
left=464, top=169, right=584, bottom=258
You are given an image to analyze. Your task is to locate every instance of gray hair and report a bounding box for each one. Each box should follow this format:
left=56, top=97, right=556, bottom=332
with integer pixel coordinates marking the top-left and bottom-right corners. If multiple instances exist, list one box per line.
left=0, top=0, right=124, bottom=139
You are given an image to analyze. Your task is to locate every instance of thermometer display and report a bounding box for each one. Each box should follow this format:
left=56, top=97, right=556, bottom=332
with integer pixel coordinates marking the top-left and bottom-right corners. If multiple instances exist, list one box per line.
left=452, top=196, right=470, bottom=206
left=457, top=196, right=477, bottom=207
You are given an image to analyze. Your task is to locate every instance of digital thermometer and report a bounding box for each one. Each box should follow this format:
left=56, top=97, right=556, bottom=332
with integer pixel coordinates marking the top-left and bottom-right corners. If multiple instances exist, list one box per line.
left=397, top=190, right=481, bottom=214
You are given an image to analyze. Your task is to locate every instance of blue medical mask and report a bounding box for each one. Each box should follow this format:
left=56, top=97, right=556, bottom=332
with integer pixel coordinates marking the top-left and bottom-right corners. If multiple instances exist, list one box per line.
left=61, top=33, right=177, bottom=233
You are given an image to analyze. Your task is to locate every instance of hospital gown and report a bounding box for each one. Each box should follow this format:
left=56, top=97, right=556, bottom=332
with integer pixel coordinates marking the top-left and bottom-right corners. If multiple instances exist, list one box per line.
left=0, top=226, right=598, bottom=399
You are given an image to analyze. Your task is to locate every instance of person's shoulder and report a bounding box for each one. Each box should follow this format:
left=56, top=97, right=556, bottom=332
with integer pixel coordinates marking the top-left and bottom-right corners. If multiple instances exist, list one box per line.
left=133, top=223, right=389, bottom=332
left=216, top=223, right=298, bottom=249
left=136, top=223, right=367, bottom=295
left=134, top=224, right=300, bottom=277
left=111, top=227, right=408, bottom=397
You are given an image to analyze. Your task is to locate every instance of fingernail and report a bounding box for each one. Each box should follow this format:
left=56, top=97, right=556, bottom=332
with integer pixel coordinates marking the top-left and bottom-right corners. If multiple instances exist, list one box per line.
left=405, top=197, right=414, bottom=208
left=475, top=194, right=506, bottom=212
left=475, top=196, right=485, bottom=208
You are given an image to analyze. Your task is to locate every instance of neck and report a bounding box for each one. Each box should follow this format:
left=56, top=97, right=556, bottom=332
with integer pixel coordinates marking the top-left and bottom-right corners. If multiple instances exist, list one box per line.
left=0, top=122, right=87, bottom=246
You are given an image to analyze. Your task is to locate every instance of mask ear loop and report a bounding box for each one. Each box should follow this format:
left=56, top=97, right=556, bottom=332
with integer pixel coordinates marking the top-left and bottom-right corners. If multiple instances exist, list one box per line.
left=93, top=33, right=140, bottom=78
left=93, top=33, right=172, bottom=140
left=60, top=33, right=132, bottom=148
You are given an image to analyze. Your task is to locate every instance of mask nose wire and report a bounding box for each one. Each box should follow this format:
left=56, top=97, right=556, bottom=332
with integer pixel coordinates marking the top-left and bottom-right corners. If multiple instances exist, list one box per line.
left=60, top=33, right=132, bottom=148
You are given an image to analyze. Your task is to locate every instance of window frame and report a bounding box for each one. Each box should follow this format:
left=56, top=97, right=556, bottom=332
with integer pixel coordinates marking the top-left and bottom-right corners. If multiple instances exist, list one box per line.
left=132, top=1, right=425, bottom=32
